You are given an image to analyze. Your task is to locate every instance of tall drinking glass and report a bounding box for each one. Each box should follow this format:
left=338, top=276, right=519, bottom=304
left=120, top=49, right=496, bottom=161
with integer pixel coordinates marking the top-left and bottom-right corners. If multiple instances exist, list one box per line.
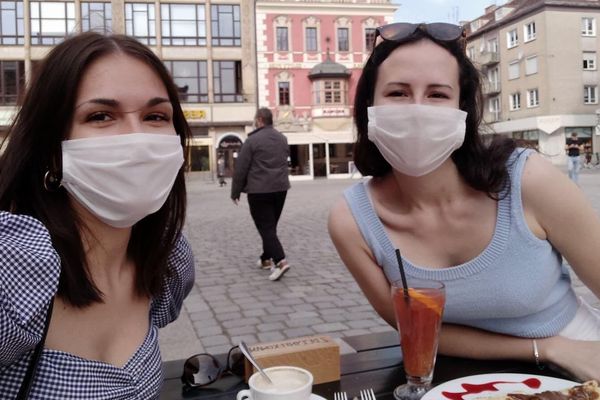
left=391, top=279, right=445, bottom=400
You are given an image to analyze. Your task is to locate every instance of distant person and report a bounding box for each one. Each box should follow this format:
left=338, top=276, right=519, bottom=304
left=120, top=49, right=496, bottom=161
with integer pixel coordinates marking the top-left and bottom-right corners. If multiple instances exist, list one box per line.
left=566, top=132, right=583, bottom=183
left=0, top=32, right=194, bottom=398
left=328, top=22, right=600, bottom=382
left=217, top=154, right=227, bottom=186
left=231, top=108, right=291, bottom=281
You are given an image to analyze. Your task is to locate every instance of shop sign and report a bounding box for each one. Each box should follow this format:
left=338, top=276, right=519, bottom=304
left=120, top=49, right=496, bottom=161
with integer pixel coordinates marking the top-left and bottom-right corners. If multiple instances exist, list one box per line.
left=183, top=109, right=207, bottom=121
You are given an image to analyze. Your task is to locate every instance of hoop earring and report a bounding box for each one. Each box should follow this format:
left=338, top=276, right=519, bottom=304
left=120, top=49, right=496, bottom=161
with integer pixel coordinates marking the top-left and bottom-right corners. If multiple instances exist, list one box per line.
left=43, top=170, right=61, bottom=191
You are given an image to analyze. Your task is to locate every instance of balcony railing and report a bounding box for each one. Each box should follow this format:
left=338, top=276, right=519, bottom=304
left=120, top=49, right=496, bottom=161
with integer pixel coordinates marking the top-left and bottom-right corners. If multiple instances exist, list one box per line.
left=480, top=51, right=500, bottom=66
left=483, top=81, right=501, bottom=96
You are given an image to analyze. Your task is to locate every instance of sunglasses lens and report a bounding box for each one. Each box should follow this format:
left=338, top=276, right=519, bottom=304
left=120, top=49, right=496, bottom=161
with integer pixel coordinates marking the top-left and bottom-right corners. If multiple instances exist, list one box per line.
left=183, top=354, right=222, bottom=386
left=427, top=23, right=464, bottom=41
left=228, top=346, right=245, bottom=376
left=378, top=23, right=417, bottom=41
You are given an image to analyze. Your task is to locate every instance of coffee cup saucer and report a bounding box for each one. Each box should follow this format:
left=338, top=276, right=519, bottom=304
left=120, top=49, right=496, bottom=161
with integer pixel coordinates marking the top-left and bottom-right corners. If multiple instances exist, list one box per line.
left=311, top=394, right=326, bottom=400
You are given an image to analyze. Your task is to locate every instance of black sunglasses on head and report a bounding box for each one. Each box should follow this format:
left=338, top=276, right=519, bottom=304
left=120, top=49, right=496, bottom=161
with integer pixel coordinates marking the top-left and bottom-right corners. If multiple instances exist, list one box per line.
left=376, top=22, right=466, bottom=44
left=181, top=346, right=244, bottom=387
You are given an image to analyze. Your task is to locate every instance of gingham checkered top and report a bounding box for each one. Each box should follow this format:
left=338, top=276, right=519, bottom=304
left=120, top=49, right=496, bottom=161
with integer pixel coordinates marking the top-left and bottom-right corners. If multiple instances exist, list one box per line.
left=0, top=211, right=195, bottom=399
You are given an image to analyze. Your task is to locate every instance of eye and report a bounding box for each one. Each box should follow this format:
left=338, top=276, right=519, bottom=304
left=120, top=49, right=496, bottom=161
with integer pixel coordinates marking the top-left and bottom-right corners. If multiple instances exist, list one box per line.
left=429, top=92, right=450, bottom=99
left=387, top=90, right=408, bottom=97
left=85, top=111, right=113, bottom=122
left=144, top=112, right=171, bottom=122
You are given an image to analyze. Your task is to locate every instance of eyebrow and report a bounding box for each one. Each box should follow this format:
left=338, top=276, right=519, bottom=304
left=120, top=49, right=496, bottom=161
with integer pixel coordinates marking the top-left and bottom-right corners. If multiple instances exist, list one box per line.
left=75, top=97, right=171, bottom=109
left=384, top=82, right=454, bottom=90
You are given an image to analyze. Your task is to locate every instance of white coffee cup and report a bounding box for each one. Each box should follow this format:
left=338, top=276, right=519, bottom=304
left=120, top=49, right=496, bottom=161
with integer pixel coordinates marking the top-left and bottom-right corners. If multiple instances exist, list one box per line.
left=236, top=366, right=313, bottom=400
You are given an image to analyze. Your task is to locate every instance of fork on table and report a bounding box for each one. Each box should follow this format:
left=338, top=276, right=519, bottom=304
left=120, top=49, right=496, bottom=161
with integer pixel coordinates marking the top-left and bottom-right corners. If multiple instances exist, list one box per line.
left=359, top=388, right=376, bottom=400
left=333, top=391, right=348, bottom=400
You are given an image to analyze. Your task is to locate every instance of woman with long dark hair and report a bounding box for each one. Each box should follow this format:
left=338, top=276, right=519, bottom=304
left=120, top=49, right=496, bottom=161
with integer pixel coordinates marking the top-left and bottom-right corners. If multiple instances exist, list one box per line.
left=329, top=22, right=600, bottom=382
left=0, top=32, right=194, bottom=398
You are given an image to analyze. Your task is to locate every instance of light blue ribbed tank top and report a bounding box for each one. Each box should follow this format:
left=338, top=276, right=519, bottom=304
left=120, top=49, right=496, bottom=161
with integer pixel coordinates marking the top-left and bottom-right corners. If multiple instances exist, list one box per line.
left=344, top=148, right=578, bottom=338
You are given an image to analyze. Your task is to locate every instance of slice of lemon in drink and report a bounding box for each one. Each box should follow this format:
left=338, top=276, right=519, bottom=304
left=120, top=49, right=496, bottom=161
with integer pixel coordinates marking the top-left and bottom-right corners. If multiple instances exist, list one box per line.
left=407, top=288, right=444, bottom=317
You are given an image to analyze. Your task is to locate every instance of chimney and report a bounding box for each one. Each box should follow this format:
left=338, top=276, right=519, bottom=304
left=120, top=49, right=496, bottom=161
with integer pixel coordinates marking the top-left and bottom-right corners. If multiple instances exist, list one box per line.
left=484, top=4, right=498, bottom=14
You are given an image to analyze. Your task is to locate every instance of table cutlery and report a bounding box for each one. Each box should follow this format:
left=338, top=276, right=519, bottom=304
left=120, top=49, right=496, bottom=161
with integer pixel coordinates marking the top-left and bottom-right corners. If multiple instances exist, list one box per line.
left=334, top=391, right=348, bottom=400
left=238, top=341, right=273, bottom=385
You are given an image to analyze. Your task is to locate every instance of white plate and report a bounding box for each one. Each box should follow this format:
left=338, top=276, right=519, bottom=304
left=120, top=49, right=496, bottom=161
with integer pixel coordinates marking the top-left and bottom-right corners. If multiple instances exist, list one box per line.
left=311, top=394, right=326, bottom=400
left=422, top=373, right=579, bottom=399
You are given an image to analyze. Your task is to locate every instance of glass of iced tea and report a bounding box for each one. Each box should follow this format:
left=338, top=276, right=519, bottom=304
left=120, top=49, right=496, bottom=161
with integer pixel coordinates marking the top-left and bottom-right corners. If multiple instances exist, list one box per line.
left=391, top=279, right=445, bottom=400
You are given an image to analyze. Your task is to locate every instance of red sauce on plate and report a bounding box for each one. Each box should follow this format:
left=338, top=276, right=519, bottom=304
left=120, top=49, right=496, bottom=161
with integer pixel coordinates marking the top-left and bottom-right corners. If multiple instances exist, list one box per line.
left=441, top=378, right=542, bottom=400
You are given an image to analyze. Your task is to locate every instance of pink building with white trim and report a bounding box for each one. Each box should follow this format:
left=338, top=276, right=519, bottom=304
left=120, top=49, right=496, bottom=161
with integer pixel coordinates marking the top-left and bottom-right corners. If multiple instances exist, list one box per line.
left=256, top=0, right=396, bottom=179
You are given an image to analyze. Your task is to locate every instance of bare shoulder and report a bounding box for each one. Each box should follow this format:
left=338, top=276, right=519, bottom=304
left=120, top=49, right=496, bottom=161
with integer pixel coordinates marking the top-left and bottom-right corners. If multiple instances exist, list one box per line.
left=328, top=196, right=357, bottom=239
left=521, top=152, right=573, bottom=204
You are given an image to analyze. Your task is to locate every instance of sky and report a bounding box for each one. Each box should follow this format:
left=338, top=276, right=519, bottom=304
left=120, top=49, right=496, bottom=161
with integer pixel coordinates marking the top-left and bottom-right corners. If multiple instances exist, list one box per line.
left=394, top=0, right=509, bottom=24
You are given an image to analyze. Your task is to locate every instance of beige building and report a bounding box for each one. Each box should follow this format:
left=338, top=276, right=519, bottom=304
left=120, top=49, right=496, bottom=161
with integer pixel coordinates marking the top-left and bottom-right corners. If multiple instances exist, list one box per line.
left=466, top=0, right=600, bottom=165
left=0, top=0, right=258, bottom=177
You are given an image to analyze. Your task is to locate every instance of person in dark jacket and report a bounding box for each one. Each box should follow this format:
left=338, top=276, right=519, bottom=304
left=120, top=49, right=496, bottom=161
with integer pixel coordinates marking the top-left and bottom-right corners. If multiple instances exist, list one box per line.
left=231, top=108, right=291, bottom=281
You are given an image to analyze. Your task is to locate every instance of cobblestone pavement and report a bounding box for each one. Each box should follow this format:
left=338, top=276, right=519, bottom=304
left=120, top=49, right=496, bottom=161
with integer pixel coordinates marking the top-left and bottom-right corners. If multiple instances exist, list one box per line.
left=158, top=167, right=600, bottom=361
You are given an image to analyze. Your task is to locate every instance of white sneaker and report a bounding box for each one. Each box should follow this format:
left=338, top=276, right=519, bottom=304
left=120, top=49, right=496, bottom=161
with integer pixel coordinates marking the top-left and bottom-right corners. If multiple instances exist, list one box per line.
left=256, top=258, right=274, bottom=270
left=269, top=260, right=290, bottom=281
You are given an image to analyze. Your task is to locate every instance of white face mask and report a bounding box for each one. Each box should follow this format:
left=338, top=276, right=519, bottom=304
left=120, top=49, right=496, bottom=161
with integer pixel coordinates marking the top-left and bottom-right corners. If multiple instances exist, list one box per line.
left=61, top=133, right=184, bottom=228
left=367, top=104, right=467, bottom=176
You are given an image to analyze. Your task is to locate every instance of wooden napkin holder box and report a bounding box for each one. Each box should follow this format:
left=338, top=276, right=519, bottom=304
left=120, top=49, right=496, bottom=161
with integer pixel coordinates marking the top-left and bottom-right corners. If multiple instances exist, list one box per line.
left=244, top=335, right=340, bottom=384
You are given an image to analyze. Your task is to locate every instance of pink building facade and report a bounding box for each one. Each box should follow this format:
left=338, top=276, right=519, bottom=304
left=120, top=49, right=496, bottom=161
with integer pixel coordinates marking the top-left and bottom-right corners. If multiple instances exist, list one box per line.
left=256, top=0, right=396, bottom=179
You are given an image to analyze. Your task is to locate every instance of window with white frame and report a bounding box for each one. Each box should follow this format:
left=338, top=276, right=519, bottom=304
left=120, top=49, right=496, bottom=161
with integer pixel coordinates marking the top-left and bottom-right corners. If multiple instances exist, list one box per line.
left=276, top=26, right=288, bottom=51
left=488, top=67, right=499, bottom=92
left=508, top=61, right=519, bottom=80
left=489, top=96, right=500, bottom=121
left=525, top=55, right=538, bottom=75
left=509, top=92, right=521, bottom=110
left=467, top=46, right=475, bottom=59
left=582, top=17, right=596, bottom=36
left=524, top=22, right=536, bottom=42
left=487, top=37, right=498, bottom=53
left=584, top=85, right=598, bottom=104
left=527, top=89, right=539, bottom=107
left=507, top=29, right=518, bottom=48
left=313, top=80, right=347, bottom=105
left=305, top=27, right=317, bottom=52
left=583, top=52, right=596, bottom=70
left=30, top=1, right=75, bottom=45
left=161, top=3, right=206, bottom=46
left=125, top=3, right=155, bottom=45
left=337, top=27, right=349, bottom=52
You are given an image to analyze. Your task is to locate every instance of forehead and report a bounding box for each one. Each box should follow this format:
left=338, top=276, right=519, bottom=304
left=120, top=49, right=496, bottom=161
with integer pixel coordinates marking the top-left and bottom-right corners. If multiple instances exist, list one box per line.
left=377, top=39, right=459, bottom=85
left=76, top=53, right=168, bottom=103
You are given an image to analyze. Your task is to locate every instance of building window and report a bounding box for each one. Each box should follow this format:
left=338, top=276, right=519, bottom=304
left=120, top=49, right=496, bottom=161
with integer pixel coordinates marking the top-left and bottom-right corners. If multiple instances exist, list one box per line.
left=507, top=29, right=518, bottom=48
left=211, top=4, right=240, bottom=46
left=0, top=1, right=24, bottom=45
left=583, top=52, right=597, bottom=70
left=527, top=88, right=539, bottom=108
left=582, top=17, right=596, bottom=36
left=213, top=60, right=242, bottom=102
left=508, top=61, right=519, bottom=80
left=512, top=130, right=539, bottom=149
left=488, top=67, right=499, bottom=91
left=81, top=2, right=111, bottom=33
left=30, top=1, right=75, bottom=45
left=164, top=60, right=208, bottom=103
left=305, top=27, right=317, bottom=52
left=0, top=60, right=24, bottom=104
left=365, top=27, right=376, bottom=52
left=584, top=85, right=598, bottom=104
left=337, top=27, right=349, bottom=52
left=278, top=81, right=290, bottom=105
left=161, top=4, right=206, bottom=46
left=524, top=22, right=536, bottom=42
left=509, top=92, right=521, bottom=110
left=276, top=26, right=288, bottom=51
left=489, top=96, right=500, bottom=122
left=125, top=3, right=155, bottom=45
left=467, top=46, right=475, bottom=59
left=525, top=55, right=538, bottom=75
left=487, top=37, right=498, bottom=53
left=314, top=80, right=346, bottom=105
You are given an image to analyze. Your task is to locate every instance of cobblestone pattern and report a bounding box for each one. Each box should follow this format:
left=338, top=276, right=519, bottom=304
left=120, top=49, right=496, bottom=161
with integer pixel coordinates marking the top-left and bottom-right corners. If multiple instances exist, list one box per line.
left=159, top=169, right=600, bottom=361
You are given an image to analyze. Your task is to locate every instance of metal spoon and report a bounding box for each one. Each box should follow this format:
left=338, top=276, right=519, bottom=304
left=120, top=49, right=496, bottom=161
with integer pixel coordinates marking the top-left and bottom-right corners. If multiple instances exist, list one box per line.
left=239, top=341, right=273, bottom=385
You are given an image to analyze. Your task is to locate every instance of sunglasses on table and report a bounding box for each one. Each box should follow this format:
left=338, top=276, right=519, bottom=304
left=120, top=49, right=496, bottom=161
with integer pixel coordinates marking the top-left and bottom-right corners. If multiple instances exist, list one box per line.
left=181, top=346, right=245, bottom=387
left=376, top=22, right=466, bottom=44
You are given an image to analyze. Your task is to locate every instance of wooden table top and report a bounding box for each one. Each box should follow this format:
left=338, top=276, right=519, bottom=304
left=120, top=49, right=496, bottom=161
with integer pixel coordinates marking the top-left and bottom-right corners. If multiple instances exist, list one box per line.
left=160, top=331, right=574, bottom=400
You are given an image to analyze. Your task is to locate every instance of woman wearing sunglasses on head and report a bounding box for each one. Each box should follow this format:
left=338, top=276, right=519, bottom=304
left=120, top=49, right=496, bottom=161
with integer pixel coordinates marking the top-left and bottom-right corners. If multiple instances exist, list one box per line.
left=328, top=22, right=600, bottom=381
left=0, top=32, right=194, bottom=399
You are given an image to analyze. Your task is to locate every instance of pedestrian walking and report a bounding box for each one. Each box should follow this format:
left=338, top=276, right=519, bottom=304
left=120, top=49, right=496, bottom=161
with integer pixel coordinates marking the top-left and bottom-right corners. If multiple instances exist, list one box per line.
left=566, top=131, right=583, bottom=183
left=217, top=154, right=227, bottom=186
left=231, top=108, right=291, bottom=281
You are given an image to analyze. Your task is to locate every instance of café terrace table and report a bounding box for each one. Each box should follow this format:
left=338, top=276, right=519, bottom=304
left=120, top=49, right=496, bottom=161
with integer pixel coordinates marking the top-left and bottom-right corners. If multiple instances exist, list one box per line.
left=160, top=330, right=574, bottom=400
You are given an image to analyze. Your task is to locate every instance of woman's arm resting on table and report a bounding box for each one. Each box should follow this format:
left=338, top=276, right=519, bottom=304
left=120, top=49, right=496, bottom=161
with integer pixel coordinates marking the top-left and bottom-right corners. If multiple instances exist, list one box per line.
left=328, top=196, right=600, bottom=381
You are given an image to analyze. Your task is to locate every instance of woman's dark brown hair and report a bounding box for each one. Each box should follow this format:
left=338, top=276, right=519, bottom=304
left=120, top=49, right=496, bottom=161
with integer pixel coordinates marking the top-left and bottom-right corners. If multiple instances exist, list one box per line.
left=0, top=32, right=190, bottom=307
left=353, top=26, right=516, bottom=198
